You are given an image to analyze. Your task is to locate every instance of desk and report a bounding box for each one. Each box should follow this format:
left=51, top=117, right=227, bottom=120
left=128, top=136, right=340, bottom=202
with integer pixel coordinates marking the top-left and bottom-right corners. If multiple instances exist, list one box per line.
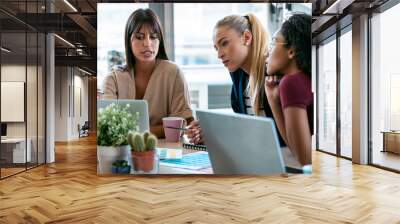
left=1, top=138, right=31, bottom=163
left=381, top=131, right=400, bottom=154
left=151, top=140, right=301, bottom=174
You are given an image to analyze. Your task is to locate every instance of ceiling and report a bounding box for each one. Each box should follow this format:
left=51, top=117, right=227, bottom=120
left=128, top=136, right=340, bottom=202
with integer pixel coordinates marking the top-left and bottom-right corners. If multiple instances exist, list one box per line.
left=0, top=0, right=98, bottom=74
left=311, top=0, right=390, bottom=43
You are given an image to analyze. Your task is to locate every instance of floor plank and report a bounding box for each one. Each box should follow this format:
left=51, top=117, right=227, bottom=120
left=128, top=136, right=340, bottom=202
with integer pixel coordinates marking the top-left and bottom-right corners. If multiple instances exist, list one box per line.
left=0, top=135, right=399, bottom=223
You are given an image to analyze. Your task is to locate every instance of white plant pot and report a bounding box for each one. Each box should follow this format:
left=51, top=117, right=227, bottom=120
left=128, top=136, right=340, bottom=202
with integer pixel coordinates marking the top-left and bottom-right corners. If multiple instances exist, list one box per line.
left=97, top=145, right=132, bottom=174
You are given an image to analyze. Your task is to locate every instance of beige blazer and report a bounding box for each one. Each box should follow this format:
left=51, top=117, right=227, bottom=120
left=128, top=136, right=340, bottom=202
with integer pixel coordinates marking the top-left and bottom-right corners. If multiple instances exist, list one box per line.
left=102, top=60, right=193, bottom=126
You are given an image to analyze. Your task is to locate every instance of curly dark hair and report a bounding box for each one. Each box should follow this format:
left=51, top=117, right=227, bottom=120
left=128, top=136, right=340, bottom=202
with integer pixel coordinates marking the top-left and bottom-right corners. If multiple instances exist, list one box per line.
left=280, top=13, right=311, bottom=77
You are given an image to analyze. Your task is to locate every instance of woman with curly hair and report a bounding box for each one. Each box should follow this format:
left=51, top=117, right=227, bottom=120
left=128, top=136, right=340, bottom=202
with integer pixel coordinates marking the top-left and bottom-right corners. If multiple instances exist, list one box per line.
left=264, top=13, right=313, bottom=166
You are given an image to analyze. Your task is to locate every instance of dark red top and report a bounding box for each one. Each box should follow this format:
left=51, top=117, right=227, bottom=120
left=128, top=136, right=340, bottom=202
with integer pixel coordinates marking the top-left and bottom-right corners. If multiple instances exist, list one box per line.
left=279, top=72, right=314, bottom=134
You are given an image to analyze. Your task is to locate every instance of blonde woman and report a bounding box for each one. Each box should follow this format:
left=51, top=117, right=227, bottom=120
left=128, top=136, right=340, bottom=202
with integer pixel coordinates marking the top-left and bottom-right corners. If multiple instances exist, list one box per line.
left=187, top=14, right=285, bottom=147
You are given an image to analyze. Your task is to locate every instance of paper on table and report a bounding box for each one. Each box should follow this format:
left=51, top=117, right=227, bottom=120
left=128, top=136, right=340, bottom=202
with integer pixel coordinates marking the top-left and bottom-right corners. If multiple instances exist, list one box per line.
left=156, top=148, right=183, bottom=160
left=159, top=151, right=211, bottom=170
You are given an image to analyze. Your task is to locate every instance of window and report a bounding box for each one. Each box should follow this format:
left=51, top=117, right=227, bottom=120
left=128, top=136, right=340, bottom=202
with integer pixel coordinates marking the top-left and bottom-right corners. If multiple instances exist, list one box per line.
left=371, top=3, right=400, bottom=171
left=173, top=3, right=268, bottom=110
left=97, top=3, right=149, bottom=88
left=339, top=28, right=352, bottom=158
left=174, top=3, right=269, bottom=67
left=317, top=37, right=337, bottom=154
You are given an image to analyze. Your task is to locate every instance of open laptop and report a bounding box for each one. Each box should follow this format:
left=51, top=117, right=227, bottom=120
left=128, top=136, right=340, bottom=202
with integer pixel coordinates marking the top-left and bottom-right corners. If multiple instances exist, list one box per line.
left=196, top=110, right=285, bottom=174
left=97, top=99, right=150, bottom=132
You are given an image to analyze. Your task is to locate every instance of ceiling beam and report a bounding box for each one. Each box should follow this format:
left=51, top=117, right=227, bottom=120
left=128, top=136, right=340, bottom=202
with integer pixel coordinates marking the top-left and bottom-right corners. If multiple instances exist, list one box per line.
left=66, top=13, right=97, bottom=45
left=55, top=55, right=96, bottom=73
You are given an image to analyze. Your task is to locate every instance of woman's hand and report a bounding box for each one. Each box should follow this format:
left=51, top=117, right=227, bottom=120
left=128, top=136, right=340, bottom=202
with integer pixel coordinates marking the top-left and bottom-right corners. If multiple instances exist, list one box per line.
left=186, top=120, right=204, bottom=145
left=264, top=75, right=281, bottom=108
left=264, top=52, right=281, bottom=107
left=264, top=72, right=289, bottom=147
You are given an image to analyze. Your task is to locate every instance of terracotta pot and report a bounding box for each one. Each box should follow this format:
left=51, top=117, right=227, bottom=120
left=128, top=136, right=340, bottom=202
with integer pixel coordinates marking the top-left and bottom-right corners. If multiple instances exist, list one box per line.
left=132, top=150, right=155, bottom=172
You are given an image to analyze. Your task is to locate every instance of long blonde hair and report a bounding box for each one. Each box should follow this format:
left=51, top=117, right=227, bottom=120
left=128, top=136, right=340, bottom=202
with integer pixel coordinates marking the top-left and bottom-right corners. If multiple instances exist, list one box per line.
left=215, top=14, right=268, bottom=115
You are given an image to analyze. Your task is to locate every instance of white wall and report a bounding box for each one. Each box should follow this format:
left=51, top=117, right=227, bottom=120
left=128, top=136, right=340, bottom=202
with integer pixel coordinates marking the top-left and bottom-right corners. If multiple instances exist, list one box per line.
left=55, top=66, right=69, bottom=141
left=1, top=65, right=42, bottom=137
left=54, top=67, right=89, bottom=141
left=1, top=65, right=26, bottom=139
left=71, top=72, right=89, bottom=138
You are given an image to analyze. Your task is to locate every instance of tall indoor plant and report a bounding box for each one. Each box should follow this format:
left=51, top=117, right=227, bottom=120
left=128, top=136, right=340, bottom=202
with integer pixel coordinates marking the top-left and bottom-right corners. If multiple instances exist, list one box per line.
left=97, top=103, right=139, bottom=174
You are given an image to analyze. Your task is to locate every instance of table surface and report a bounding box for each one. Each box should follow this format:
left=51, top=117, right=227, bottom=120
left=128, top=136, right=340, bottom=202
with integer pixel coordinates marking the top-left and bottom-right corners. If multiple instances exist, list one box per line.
left=153, top=139, right=302, bottom=174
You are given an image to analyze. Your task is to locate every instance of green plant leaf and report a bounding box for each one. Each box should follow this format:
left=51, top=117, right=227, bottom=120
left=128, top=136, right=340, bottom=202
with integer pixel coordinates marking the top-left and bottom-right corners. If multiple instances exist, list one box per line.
left=97, top=103, right=140, bottom=146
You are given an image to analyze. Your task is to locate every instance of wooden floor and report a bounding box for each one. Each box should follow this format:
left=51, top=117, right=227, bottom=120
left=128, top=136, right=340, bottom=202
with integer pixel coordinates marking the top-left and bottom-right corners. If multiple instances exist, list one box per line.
left=0, top=136, right=400, bottom=223
left=0, top=167, right=26, bottom=178
left=1, top=163, right=44, bottom=178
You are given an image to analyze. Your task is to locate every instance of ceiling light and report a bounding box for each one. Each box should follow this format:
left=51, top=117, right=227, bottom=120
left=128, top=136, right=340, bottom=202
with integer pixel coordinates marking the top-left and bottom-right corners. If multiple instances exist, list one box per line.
left=54, top=34, right=75, bottom=48
left=78, top=67, right=92, bottom=76
left=323, top=0, right=354, bottom=15
left=63, top=0, right=78, bottom=12
left=76, top=48, right=85, bottom=55
left=1, top=47, right=11, bottom=53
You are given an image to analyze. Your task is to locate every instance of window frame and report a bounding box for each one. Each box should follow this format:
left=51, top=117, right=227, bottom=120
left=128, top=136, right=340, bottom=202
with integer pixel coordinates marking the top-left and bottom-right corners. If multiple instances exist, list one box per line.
left=315, top=24, right=353, bottom=161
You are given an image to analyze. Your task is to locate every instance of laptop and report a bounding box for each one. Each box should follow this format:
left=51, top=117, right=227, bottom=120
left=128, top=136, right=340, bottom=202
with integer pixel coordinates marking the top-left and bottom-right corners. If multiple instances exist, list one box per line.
left=196, top=110, right=285, bottom=174
left=97, top=99, right=150, bottom=132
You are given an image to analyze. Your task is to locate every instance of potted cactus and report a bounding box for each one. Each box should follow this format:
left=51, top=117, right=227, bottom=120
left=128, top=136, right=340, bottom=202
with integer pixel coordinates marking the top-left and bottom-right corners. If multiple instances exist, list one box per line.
left=128, top=131, right=158, bottom=172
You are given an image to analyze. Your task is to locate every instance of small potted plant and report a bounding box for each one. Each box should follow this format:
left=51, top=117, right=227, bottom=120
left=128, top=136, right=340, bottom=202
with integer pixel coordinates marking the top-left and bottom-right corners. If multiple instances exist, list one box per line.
left=111, top=160, right=131, bottom=174
left=128, top=131, right=158, bottom=172
left=97, top=103, right=139, bottom=174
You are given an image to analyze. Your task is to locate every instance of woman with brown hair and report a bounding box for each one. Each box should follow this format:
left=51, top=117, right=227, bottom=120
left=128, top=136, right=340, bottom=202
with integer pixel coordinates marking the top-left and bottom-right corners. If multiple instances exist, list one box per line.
left=102, top=8, right=193, bottom=138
